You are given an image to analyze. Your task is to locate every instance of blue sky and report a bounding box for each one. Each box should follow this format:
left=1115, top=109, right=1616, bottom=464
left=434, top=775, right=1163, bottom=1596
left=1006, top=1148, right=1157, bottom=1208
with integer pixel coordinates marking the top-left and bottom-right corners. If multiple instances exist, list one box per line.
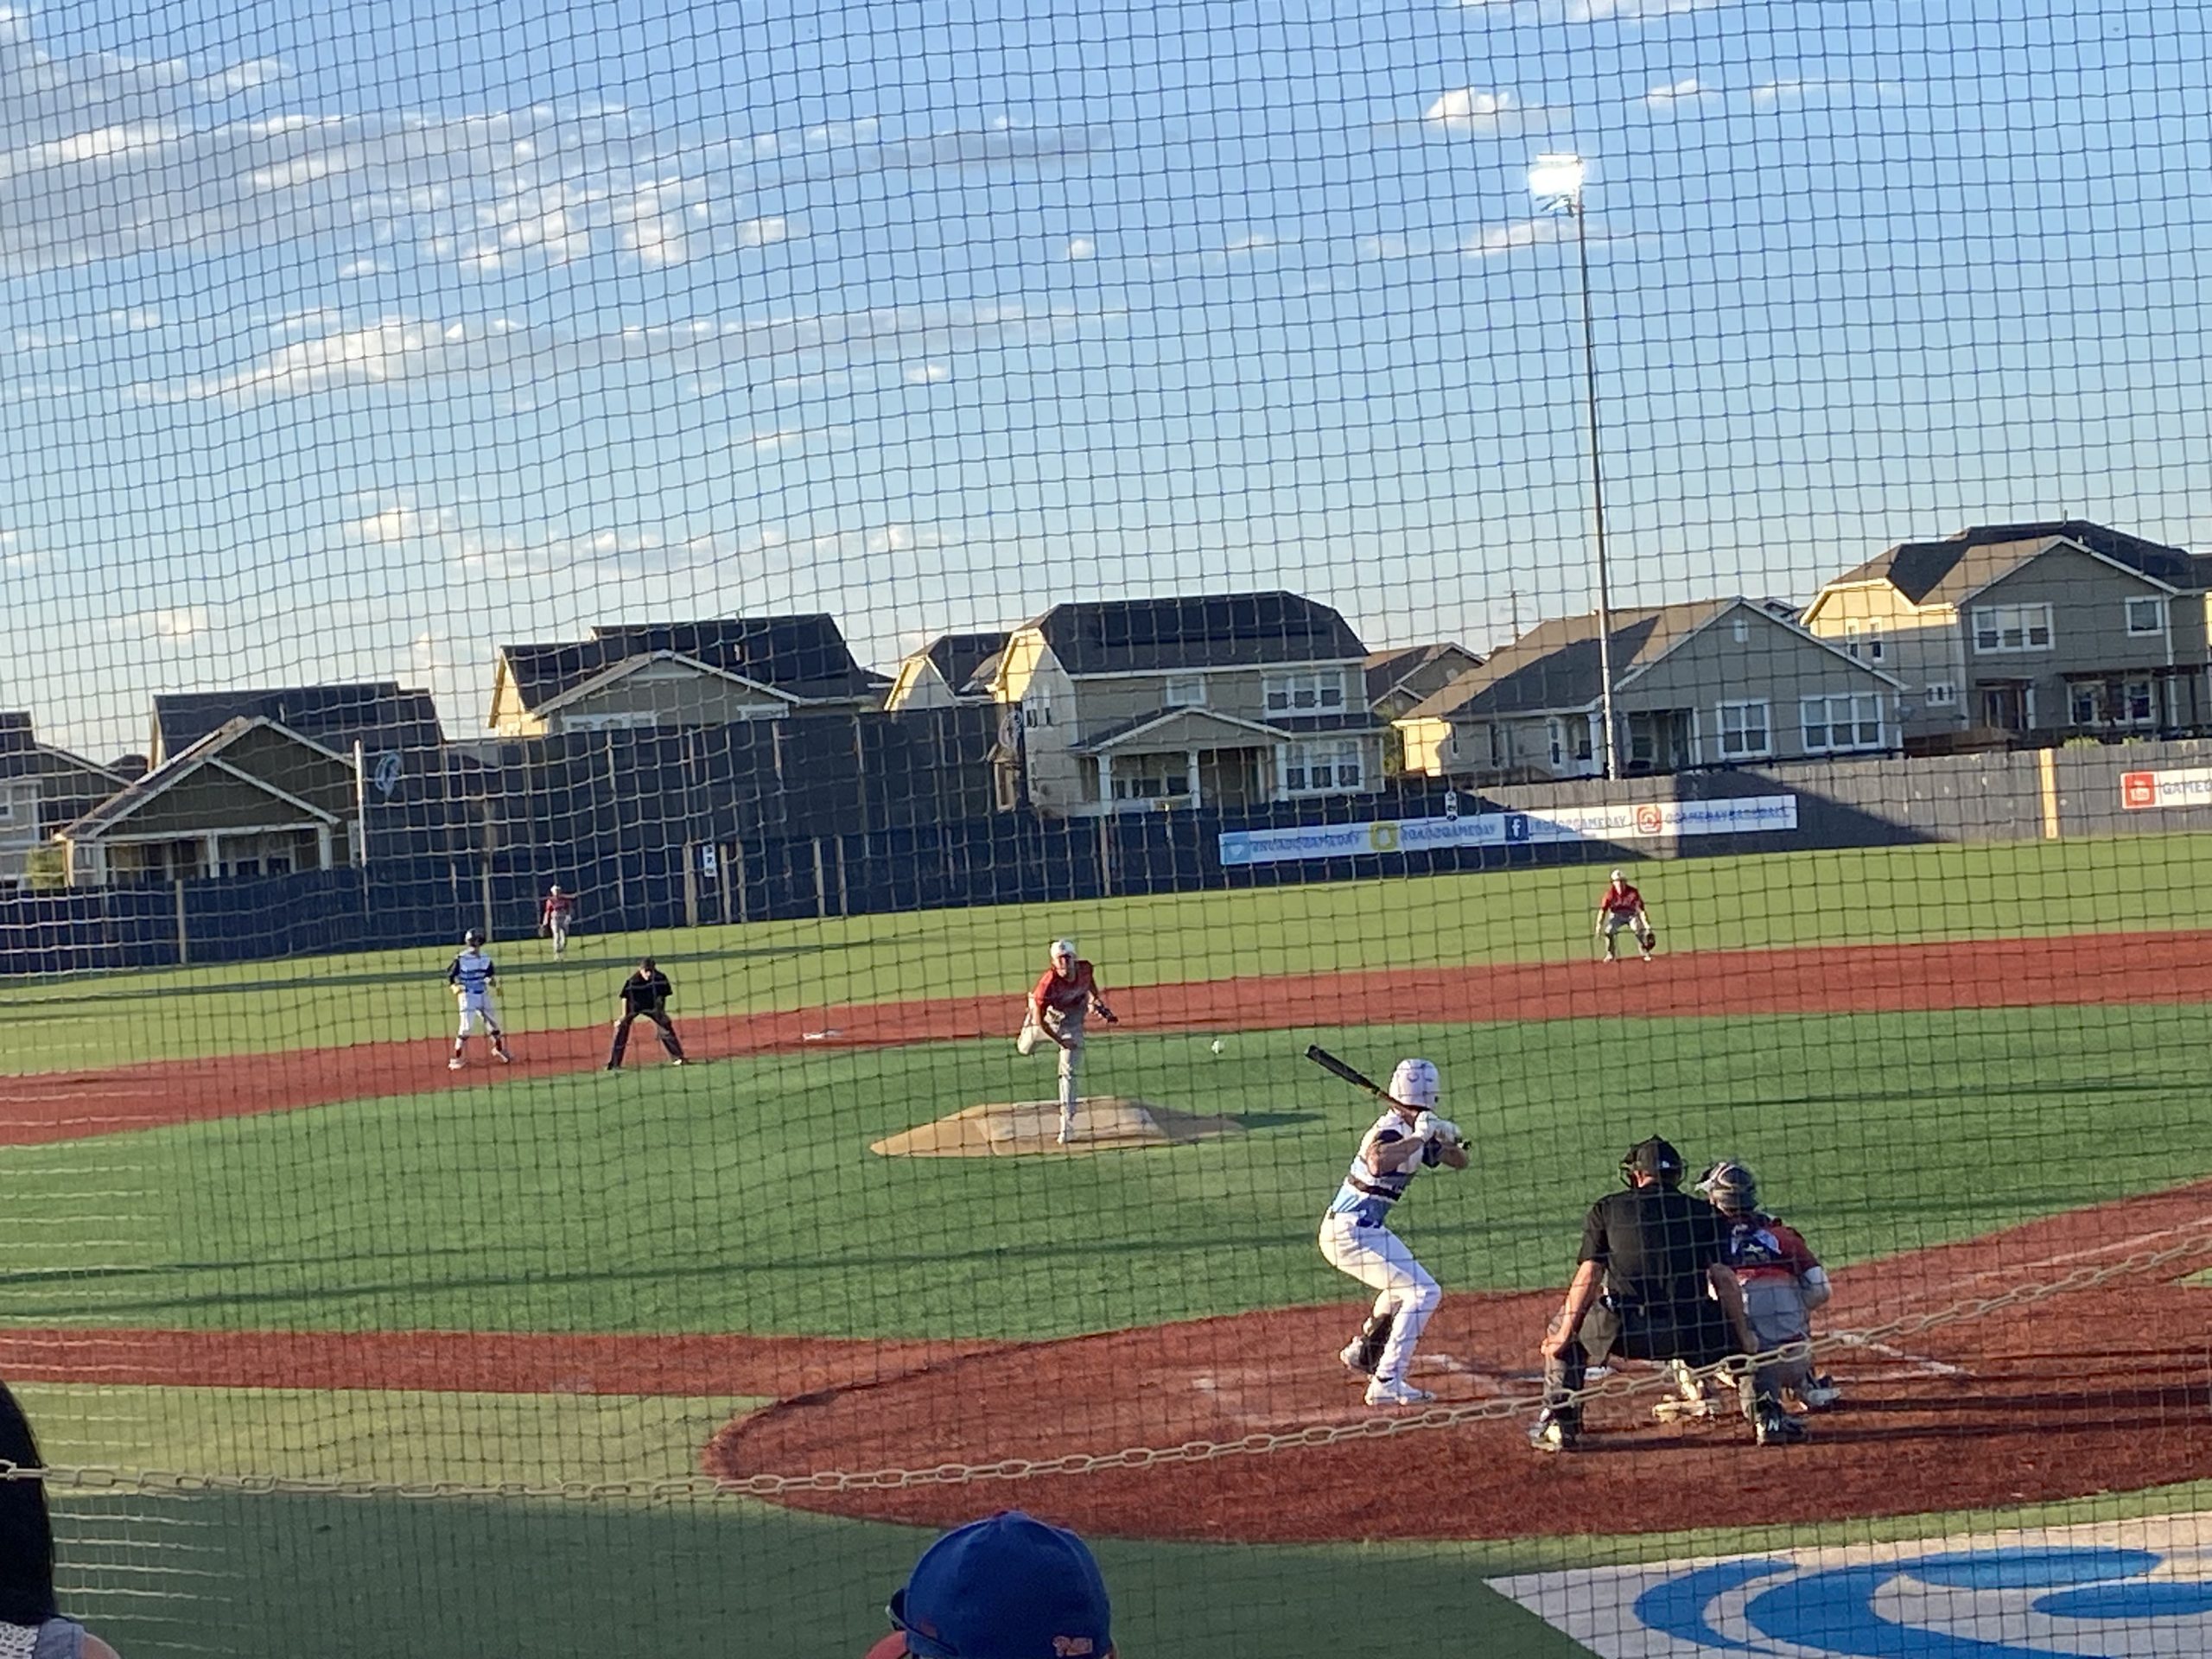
left=0, top=0, right=2205, bottom=756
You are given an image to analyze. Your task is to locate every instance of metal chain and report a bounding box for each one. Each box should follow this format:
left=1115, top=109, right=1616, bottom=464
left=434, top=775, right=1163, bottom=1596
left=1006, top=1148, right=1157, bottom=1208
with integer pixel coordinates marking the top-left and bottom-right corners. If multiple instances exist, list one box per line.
left=3, top=1229, right=2204, bottom=1503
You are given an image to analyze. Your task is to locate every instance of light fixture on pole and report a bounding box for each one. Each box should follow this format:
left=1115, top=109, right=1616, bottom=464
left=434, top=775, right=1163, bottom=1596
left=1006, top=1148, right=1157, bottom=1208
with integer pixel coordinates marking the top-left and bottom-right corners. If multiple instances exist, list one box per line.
left=1529, top=152, right=1618, bottom=781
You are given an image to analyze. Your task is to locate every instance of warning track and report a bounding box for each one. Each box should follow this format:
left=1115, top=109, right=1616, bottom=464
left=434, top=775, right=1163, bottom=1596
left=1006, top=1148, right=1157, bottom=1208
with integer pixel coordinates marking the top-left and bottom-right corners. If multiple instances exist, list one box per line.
left=1, top=928, right=2206, bottom=1145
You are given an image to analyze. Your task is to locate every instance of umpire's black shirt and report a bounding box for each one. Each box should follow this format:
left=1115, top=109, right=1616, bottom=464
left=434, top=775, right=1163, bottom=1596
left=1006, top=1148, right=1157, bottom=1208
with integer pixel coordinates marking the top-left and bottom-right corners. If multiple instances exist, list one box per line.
left=1579, top=1186, right=1732, bottom=1314
left=619, top=970, right=673, bottom=1015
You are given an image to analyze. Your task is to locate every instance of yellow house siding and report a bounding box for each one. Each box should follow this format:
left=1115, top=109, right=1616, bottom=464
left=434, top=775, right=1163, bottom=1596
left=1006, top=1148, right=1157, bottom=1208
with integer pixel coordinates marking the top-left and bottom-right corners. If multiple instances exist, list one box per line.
left=1395, top=716, right=1452, bottom=775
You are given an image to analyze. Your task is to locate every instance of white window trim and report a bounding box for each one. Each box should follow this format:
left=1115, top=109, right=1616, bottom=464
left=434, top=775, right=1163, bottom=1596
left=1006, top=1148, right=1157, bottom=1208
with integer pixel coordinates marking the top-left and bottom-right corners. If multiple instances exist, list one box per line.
left=1969, top=601, right=2055, bottom=654
left=2126, top=596, right=2167, bottom=638
left=1799, top=692, right=1887, bottom=755
left=1280, top=737, right=1365, bottom=797
left=1262, top=669, right=1350, bottom=717
left=1713, top=699, right=1772, bottom=761
left=1162, top=676, right=1208, bottom=709
left=1924, top=682, right=1958, bottom=707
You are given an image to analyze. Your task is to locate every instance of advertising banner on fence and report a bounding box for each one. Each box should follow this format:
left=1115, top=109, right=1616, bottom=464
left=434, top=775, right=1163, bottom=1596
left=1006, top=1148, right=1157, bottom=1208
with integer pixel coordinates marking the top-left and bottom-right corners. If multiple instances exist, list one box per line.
left=2120, top=767, right=2212, bottom=810
left=1218, top=794, right=1798, bottom=867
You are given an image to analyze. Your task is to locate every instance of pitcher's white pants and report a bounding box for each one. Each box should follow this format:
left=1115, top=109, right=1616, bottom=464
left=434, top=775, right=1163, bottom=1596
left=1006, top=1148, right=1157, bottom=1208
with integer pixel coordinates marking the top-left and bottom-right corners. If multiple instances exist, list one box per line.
left=1319, top=1214, right=1440, bottom=1384
left=1016, top=1010, right=1084, bottom=1135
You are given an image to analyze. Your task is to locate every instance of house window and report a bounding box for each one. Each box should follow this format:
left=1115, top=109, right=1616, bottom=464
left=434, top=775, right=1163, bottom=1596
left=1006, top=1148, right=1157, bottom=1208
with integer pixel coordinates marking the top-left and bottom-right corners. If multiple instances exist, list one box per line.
left=1800, top=693, right=1885, bottom=754
left=1970, top=602, right=2054, bottom=653
left=1281, top=740, right=1363, bottom=794
left=1263, top=671, right=1348, bottom=715
left=1547, top=718, right=1594, bottom=770
left=1163, top=676, right=1206, bottom=709
left=2126, top=597, right=2166, bottom=637
left=1866, top=622, right=1884, bottom=662
left=1022, top=698, right=1054, bottom=729
left=2069, top=683, right=2104, bottom=727
left=1732, top=616, right=1749, bottom=644
left=1843, top=621, right=1860, bottom=658
left=1715, top=700, right=1771, bottom=760
left=2124, top=678, right=2154, bottom=723
left=1924, top=683, right=1958, bottom=707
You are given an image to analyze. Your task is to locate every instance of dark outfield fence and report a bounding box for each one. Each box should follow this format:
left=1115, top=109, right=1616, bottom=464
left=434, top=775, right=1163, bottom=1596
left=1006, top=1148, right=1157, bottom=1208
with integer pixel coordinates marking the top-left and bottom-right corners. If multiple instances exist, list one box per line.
left=5, top=738, right=2210, bottom=976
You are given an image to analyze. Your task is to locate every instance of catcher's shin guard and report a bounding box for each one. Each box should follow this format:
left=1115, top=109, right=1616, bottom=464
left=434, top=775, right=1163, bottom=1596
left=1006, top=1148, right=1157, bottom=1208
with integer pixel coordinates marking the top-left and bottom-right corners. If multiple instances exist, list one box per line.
left=1345, top=1311, right=1394, bottom=1375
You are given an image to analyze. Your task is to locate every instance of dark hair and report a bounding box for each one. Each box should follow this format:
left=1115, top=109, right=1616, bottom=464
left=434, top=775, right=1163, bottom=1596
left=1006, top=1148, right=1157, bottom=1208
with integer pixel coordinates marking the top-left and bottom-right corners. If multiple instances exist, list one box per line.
left=639, top=958, right=656, bottom=972
left=0, top=1380, right=60, bottom=1625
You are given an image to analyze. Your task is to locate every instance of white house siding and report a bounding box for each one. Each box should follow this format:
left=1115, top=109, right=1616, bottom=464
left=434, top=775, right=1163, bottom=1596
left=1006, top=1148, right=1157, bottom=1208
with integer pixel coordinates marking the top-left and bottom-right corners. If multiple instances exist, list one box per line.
left=1621, top=610, right=1898, bottom=764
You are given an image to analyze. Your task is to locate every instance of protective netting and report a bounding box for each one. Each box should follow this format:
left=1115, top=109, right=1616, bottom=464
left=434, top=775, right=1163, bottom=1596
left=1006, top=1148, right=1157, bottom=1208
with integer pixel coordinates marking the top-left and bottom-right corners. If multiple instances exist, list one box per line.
left=2, top=0, right=2209, bottom=1654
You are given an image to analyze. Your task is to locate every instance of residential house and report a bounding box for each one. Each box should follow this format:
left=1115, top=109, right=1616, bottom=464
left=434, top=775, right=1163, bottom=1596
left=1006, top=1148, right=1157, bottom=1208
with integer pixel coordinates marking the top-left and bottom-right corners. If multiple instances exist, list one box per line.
left=983, top=592, right=1380, bottom=816
left=1396, top=598, right=1903, bottom=780
left=1799, top=522, right=2211, bottom=743
left=0, top=714, right=132, bottom=888
left=488, top=617, right=888, bottom=737
left=1364, top=643, right=1484, bottom=776
left=150, top=682, right=446, bottom=769
left=884, top=632, right=1007, bottom=711
left=58, top=717, right=366, bottom=886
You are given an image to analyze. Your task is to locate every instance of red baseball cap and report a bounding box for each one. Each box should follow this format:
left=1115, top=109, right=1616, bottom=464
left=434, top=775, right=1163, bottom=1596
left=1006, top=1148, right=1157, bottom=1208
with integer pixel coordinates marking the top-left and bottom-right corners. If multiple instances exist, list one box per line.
left=862, top=1511, right=1116, bottom=1658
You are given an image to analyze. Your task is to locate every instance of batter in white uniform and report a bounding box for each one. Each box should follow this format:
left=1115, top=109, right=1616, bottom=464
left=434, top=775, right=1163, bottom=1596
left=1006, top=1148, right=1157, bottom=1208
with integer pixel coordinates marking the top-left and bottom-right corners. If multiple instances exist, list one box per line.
left=1319, top=1058, right=1467, bottom=1407
left=445, top=929, right=513, bottom=1070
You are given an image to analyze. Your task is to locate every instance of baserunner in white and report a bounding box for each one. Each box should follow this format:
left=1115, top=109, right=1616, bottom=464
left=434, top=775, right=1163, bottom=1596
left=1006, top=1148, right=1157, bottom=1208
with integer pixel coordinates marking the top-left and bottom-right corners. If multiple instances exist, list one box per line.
left=1319, top=1058, right=1469, bottom=1408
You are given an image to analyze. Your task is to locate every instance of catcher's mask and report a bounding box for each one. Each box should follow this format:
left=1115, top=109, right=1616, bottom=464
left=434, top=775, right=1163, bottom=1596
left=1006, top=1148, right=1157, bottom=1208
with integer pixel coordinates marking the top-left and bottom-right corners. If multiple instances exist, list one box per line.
left=1696, top=1159, right=1758, bottom=1216
left=1620, top=1135, right=1686, bottom=1188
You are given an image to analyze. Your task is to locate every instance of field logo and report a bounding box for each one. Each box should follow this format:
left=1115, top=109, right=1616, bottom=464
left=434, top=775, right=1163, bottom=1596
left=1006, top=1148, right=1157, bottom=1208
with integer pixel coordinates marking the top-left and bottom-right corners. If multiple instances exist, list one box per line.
left=2121, top=771, right=2158, bottom=810
left=2119, top=766, right=2212, bottom=810
left=1635, top=803, right=1666, bottom=836
left=1489, top=1518, right=2212, bottom=1657
left=1369, top=821, right=1402, bottom=854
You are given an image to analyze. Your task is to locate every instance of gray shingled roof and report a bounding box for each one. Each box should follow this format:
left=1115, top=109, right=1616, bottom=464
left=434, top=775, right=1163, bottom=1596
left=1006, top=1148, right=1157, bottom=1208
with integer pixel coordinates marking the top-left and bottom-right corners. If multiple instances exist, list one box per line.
left=921, top=632, right=1008, bottom=696
left=1405, top=601, right=1737, bottom=721
left=61, top=716, right=347, bottom=839
left=152, top=683, right=444, bottom=765
left=500, top=616, right=882, bottom=713
left=1825, top=521, right=2206, bottom=607
left=1027, top=592, right=1366, bottom=675
left=1363, top=643, right=1479, bottom=706
left=0, top=712, right=126, bottom=785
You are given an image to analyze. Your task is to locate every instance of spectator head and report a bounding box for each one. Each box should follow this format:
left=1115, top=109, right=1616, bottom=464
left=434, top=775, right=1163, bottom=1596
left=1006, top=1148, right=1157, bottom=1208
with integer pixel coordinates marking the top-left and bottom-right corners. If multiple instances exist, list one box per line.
left=865, top=1510, right=1114, bottom=1658
left=639, top=958, right=656, bottom=974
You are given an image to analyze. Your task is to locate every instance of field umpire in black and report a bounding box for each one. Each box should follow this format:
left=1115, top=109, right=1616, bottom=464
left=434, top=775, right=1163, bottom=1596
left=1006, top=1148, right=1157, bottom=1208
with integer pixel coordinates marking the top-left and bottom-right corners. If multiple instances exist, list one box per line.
left=606, top=958, right=689, bottom=1070
left=1530, top=1135, right=1804, bottom=1451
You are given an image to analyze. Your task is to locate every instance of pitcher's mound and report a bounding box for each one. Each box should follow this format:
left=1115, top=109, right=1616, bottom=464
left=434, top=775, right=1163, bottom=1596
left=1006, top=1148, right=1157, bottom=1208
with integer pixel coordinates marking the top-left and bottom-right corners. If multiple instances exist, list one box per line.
left=872, top=1097, right=1245, bottom=1158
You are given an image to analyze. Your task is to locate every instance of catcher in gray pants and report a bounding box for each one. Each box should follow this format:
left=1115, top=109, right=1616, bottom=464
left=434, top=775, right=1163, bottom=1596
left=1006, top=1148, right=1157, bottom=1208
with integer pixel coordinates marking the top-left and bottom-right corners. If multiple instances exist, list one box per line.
left=1696, top=1159, right=1839, bottom=1412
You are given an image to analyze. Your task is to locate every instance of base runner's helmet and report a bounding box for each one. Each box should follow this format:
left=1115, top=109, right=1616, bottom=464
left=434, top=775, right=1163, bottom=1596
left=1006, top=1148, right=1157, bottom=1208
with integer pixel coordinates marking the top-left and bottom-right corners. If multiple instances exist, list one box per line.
left=463, top=928, right=485, bottom=947
left=1696, top=1159, right=1758, bottom=1216
left=1388, top=1058, right=1440, bottom=1109
left=1050, top=938, right=1077, bottom=963
left=1620, top=1135, right=1686, bottom=1187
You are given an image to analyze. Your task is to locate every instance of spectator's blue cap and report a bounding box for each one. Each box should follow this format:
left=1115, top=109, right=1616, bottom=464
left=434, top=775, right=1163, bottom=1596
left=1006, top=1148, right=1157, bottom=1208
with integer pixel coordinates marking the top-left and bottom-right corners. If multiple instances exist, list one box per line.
left=864, top=1511, right=1115, bottom=1659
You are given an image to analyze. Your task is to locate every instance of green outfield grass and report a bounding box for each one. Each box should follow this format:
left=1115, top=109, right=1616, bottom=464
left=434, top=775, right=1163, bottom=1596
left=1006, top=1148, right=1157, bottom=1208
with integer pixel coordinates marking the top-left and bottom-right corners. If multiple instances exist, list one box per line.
left=3, top=831, right=2207, bottom=1071
left=4, top=1002, right=2205, bottom=1338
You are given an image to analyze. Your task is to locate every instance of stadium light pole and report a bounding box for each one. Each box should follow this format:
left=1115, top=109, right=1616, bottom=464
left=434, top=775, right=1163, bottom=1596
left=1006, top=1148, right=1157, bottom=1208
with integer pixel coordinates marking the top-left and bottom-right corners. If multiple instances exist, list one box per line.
left=1529, top=152, right=1618, bottom=781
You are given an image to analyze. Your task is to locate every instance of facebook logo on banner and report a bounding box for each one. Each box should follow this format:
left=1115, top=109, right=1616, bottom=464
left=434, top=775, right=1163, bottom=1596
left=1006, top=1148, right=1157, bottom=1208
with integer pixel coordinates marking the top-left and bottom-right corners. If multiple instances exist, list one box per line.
left=1503, top=814, right=1531, bottom=842
left=1218, top=832, right=1252, bottom=864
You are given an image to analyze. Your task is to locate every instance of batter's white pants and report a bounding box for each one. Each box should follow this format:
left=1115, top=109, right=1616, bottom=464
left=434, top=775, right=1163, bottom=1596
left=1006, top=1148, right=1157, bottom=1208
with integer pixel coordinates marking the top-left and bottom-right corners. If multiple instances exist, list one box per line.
left=549, top=916, right=570, bottom=953
left=1318, top=1215, right=1440, bottom=1385
left=1016, top=1011, right=1084, bottom=1131
left=455, top=996, right=501, bottom=1037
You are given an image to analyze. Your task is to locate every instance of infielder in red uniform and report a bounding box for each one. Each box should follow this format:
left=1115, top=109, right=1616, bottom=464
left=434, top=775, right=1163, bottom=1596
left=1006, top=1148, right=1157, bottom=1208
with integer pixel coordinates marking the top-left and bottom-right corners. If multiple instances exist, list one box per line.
left=1017, top=938, right=1117, bottom=1146
left=539, top=885, right=575, bottom=956
left=1594, top=868, right=1654, bottom=963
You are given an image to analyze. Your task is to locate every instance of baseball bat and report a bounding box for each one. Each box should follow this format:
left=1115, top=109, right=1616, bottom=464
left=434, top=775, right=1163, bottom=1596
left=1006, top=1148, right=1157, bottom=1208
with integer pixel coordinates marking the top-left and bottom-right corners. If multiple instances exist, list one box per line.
left=1305, top=1044, right=1387, bottom=1099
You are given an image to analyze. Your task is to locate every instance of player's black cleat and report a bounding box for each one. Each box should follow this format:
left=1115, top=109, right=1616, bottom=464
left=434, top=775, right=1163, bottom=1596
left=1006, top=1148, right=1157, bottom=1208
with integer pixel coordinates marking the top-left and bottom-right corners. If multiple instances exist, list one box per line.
left=1754, top=1408, right=1808, bottom=1446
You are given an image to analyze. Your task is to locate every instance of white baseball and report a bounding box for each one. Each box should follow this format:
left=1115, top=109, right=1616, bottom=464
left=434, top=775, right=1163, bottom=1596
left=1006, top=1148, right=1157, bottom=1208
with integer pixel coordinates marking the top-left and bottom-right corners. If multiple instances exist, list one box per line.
left=1209, top=1039, right=1224, bottom=1055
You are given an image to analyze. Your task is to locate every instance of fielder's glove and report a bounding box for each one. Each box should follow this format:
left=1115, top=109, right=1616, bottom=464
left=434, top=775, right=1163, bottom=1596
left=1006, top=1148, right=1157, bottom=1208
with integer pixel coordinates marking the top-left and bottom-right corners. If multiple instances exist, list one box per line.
left=1642, top=931, right=1658, bottom=951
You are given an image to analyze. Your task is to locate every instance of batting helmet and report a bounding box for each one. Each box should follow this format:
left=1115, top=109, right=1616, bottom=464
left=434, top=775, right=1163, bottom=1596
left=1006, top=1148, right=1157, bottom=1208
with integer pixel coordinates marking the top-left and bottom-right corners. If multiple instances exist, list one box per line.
left=1696, top=1159, right=1758, bottom=1216
left=1387, top=1058, right=1440, bottom=1110
left=463, top=928, right=485, bottom=947
left=1049, top=938, right=1077, bottom=963
left=1619, top=1135, right=1686, bottom=1187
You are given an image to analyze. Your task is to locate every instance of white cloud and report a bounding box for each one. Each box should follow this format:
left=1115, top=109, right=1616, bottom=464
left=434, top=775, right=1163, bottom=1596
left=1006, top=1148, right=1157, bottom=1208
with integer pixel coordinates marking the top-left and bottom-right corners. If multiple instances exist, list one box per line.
left=1460, top=0, right=1720, bottom=19
left=187, top=299, right=1111, bottom=403
left=1422, top=88, right=1522, bottom=134
left=904, top=362, right=952, bottom=385
left=1064, top=235, right=1096, bottom=260
left=1643, top=77, right=1719, bottom=113
left=747, top=428, right=802, bottom=454
left=145, top=607, right=214, bottom=640
left=1463, top=217, right=1576, bottom=257
left=1223, top=232, right=1282, bottom=254
left=1751, top=76, right=1907, bottom=108
left=347, top=502, right=465, bottom=543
